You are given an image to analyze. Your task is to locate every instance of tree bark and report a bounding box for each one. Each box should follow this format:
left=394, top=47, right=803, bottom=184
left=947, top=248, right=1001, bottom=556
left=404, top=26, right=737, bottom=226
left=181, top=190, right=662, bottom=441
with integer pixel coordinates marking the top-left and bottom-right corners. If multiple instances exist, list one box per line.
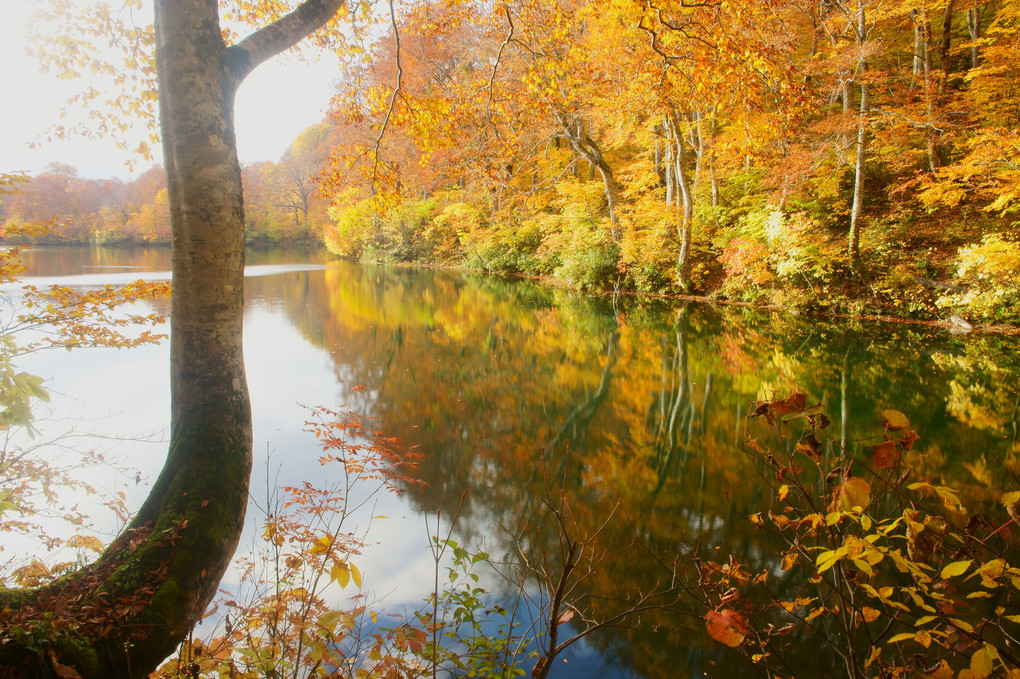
left=912, top=11, right=924, bottom=77
left=0, top=1, right=344, bottom=677
left=966, top=4, right=983, bottom=69
left=921, top=19, right=946, bottom=172
left=663, top=116, right=676, bottom=206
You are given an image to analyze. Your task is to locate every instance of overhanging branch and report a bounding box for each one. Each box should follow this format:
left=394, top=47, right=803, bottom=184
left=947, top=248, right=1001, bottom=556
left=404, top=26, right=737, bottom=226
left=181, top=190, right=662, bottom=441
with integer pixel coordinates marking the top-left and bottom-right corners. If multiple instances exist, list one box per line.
left=228, top=0, right=346, bottom=84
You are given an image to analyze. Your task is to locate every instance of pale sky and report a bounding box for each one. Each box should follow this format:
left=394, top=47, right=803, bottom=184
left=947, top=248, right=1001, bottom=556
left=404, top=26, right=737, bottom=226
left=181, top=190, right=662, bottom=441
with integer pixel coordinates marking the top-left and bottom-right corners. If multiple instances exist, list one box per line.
left=1, top=3, right=341, bottom=180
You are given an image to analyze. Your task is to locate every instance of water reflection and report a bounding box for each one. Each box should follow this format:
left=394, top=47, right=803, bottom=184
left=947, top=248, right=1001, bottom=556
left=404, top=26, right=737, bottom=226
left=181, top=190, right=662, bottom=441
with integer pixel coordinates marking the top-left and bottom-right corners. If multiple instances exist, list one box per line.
left=292, top=261, right=1020, bottom=677
left=15, top=248, right=1020, bottom=678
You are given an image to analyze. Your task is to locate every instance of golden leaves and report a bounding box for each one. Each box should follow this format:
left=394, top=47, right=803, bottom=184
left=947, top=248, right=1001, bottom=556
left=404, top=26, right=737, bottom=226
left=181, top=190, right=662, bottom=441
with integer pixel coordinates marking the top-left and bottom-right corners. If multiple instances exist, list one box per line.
left=881, top=409, right=910, bottom=430
left=939, top=559, right=972, bottom=579
left=829, top=477, right=871, bottom=513
left=330, top=559, right=363, bottom=589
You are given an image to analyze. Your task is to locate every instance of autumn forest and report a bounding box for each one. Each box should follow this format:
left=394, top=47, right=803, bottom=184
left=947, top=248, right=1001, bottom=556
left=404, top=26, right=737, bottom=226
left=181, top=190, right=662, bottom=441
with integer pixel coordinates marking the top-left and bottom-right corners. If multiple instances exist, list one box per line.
left=2, top=0, right=1020, bottom=677
left=4, top=0, right=1020, bottom=326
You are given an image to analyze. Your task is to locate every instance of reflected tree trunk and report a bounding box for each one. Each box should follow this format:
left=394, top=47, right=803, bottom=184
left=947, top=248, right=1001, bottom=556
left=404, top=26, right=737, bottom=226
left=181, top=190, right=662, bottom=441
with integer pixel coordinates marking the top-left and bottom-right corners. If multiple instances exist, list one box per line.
left=650, top=310, right=695, bottom=498
left=549, top=332, right=619, bottom=469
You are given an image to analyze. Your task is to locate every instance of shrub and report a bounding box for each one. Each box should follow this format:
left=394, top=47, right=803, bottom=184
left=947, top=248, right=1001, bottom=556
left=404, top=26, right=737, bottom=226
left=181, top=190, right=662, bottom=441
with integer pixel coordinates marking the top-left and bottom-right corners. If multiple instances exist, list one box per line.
left=553, top=228, right=621, bottom=292
left=463, top=220, right=552, bottom=275
left=938, top=233, right=1020, bottom=323
left=716, top=208, right=840, bottom=305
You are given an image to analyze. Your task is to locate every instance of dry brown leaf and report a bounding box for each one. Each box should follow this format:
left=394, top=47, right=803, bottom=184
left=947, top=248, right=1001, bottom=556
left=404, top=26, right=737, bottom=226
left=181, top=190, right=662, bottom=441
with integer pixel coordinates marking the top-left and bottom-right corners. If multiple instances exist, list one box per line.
left=795, top=433, right=822, bottom=462
left=871, top=440, right=899, bottom=470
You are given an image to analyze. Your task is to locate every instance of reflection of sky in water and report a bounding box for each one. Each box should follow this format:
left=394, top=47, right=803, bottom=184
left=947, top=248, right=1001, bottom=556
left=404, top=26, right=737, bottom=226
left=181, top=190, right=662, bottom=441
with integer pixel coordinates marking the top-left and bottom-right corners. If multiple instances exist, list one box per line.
left=6, top=260, right=445, bottom=614
left=7, top=263, right=327, bottom=289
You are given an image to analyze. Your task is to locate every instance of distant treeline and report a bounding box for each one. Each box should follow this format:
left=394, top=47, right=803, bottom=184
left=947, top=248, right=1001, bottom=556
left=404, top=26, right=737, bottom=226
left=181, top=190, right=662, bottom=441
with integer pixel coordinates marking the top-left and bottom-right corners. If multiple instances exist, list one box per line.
left=0, top=123, right=333, bottom=247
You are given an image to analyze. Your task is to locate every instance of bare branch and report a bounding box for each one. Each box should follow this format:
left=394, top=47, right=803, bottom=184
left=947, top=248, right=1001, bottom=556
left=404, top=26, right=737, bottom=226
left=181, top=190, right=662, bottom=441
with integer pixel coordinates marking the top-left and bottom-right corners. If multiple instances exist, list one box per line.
left=366, top=0, right=404, bottom=195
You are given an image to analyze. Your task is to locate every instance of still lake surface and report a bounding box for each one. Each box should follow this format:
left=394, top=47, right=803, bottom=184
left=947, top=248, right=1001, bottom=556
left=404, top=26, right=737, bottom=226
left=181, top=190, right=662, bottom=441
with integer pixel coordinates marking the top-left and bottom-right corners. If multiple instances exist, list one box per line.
left=11, top=246, right=1020, bottom=677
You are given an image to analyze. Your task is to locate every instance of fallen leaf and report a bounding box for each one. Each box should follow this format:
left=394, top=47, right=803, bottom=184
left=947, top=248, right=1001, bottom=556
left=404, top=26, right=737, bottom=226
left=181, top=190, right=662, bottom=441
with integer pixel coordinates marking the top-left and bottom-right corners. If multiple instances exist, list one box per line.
left=49, top=655, right=83, bottom=679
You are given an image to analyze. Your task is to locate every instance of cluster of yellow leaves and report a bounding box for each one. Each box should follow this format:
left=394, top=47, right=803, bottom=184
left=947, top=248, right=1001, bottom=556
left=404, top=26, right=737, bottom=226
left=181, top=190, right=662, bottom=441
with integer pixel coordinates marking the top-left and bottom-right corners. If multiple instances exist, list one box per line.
left=701, top=394, right=1020, bottom=678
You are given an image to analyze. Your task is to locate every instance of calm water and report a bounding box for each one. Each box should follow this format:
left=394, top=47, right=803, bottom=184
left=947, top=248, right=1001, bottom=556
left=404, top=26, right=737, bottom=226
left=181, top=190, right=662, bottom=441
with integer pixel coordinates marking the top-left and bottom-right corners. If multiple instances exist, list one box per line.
left=11, top=246, right=1020, bottom=677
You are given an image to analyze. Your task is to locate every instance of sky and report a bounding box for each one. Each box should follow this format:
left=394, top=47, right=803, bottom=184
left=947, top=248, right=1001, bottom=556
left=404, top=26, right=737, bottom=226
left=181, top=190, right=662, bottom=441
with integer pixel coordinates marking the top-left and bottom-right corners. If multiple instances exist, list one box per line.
left=0, top=3, right=341, bottom=180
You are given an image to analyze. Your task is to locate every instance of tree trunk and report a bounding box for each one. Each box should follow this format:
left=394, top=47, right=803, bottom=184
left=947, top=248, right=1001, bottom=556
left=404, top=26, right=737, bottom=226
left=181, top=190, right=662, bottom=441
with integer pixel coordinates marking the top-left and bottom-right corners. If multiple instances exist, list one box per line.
left=911, top=10, right=925, bottom=78
left=667, top=111, right=694, bottom=289
left=663, top=116, right=675, bottom=206
left=558, top=115, right=622, bottom=242
left=707, top=114, right=719, bottom=208
left=849, top=3, right=869, bottom=265
left=654, top=133, right=666, bottom=187
left=967, top=4, right=983, bottom=69
left=940, top=0, right=955, bottom=73
left=0, top=1, right=344, bottom=677
left=921, top=19, right=945, bottom=172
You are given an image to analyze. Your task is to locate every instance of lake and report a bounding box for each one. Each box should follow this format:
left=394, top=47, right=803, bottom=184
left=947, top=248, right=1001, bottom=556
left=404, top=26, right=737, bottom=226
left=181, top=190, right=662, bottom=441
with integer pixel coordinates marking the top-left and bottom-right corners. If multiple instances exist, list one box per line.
left=8, top=246, right=1020, bottom=677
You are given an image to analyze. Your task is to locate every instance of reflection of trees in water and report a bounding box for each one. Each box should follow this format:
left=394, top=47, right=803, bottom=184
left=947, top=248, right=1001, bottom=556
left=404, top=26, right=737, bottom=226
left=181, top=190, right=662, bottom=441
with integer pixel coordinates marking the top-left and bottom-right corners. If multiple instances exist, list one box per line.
left=266, top=262, right=1020, bottom=679
left=546, top=331, right=618, bottom=479
left=18, top=250, right=1019, bottom=678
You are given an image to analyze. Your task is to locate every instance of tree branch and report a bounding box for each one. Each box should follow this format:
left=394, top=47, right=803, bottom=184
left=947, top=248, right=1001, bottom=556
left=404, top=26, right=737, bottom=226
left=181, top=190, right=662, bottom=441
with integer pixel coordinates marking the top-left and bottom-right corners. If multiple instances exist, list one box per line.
left=227, top=0, right=346, bottom=84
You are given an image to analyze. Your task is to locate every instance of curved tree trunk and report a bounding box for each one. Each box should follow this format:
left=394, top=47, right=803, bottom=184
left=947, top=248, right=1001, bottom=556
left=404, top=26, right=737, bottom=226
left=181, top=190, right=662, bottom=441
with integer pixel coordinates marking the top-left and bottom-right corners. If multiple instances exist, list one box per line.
left=666, top=110, right=695, bottom=289
left=557, top=114, right=622, bottom=242
left=0, top=1, right=344, bottom=677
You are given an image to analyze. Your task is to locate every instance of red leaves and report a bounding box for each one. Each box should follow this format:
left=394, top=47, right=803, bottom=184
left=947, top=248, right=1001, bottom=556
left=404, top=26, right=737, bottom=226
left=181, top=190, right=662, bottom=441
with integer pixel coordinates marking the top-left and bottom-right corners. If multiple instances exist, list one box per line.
left=872, top=409, right=919, bottom=471
left=750, top=392, right=821, bottom=425
left=751, top=392, right=802, bottom=422
left=301, top=403, right=424, bottom=495
left=705, top=609, right=749, bottom=647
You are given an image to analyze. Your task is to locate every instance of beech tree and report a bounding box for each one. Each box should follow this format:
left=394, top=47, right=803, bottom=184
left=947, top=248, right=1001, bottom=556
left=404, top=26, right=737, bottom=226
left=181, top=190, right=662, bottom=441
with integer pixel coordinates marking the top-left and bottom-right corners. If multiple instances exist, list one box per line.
left=0, top=1, right=348, bottom=677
